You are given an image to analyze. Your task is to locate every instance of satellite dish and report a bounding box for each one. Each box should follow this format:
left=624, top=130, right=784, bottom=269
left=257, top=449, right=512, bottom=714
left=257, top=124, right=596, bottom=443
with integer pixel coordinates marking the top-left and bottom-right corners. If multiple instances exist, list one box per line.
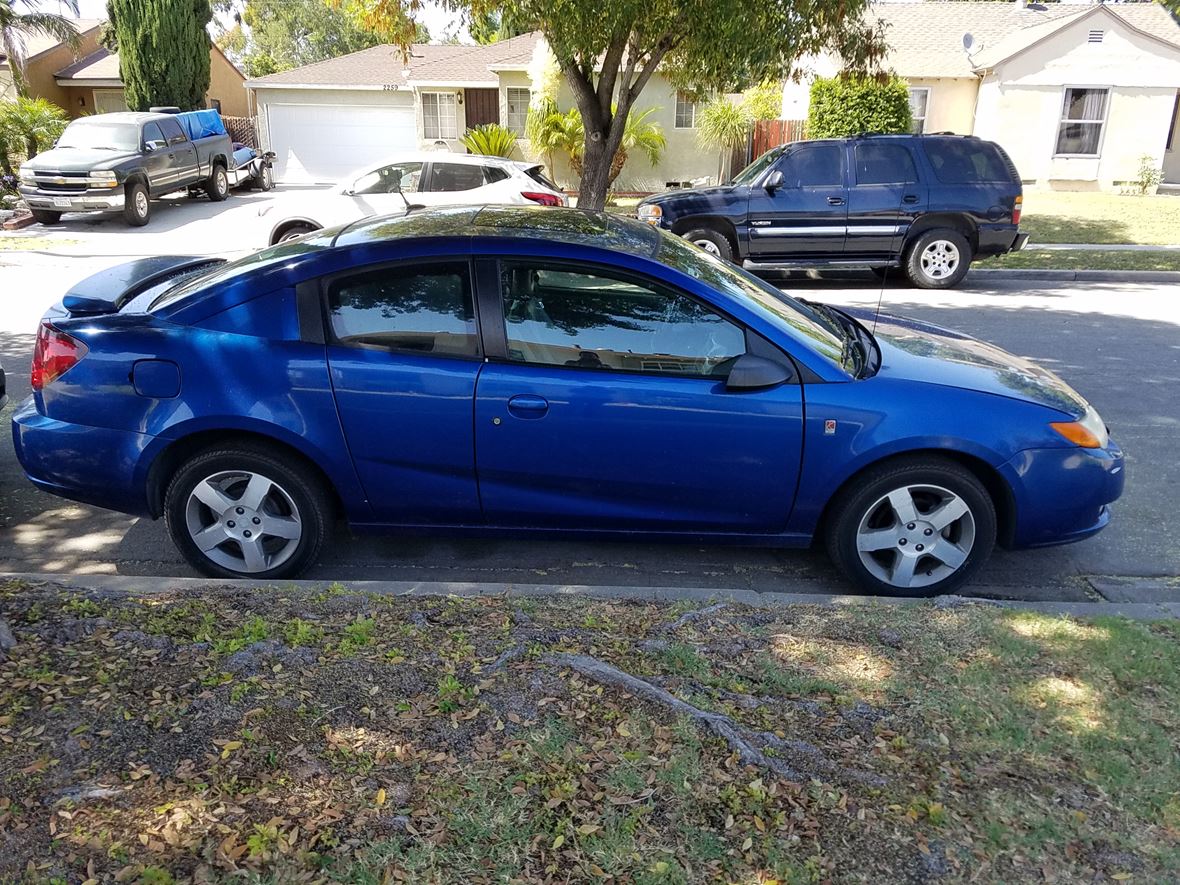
left=962, top=32, right=977, bottom=53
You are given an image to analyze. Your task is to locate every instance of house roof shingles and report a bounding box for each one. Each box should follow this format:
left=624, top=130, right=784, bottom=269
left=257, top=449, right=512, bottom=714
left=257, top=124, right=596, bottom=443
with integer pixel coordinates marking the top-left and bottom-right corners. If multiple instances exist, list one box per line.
left=55, top=46, right=120, bottom=81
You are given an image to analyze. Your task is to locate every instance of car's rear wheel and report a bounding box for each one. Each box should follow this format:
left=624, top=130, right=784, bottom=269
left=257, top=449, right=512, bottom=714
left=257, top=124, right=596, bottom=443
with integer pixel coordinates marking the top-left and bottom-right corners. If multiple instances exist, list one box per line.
left=905, top=229, right=972, bottom=289
left=825, top=456, right=996, bottom=597
left=256, top=165, right=274, bottom=191
left=205, top=164, right=230, bottom=202
left=164, top=444, right=331, bottom=579
left=30, top=209, right=62, bottom=225
left=682, top=228, right=734, bottom=262
left=123, top=181, right=151, bottom=226
left=275, top=223, right=317, bottom=244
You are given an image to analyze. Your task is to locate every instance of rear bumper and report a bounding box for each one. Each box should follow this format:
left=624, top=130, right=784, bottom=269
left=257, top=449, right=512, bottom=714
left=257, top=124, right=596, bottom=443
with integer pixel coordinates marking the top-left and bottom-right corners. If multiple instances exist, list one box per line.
left=999, top=440, right=1125, bottom=548
left=977, top=224, right=1024, bottom=256
left=12, top=397, right=155, bottom=517
left=20, top=186, right=125, bottom=213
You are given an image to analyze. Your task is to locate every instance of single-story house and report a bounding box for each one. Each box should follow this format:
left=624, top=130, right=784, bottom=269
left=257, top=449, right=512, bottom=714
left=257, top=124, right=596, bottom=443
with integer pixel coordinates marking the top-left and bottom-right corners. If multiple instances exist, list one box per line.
left=784, top=1, right=1180, bottom=190
left=2, top=19, right=247, bottom=119
left=246, top=33, right=714, bottom=190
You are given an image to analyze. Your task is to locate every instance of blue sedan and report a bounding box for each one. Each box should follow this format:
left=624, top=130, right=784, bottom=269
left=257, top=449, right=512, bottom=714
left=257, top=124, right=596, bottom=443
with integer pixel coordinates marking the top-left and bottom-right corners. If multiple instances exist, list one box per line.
left=11, top=207, right=1124, bottom=594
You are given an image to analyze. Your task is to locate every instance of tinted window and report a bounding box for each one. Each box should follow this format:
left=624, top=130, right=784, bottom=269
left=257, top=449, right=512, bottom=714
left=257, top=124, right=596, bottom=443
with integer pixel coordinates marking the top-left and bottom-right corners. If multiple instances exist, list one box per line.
left=327, top=263, right=478, bottom=358
left=732, top=146, right=786, bottom=185
left=524, top=165, right=561, bottom=191
left=778, top=145, right=844, bottom=187
left=501, top=262, right=744, bottom=376
left=483, top=165, right=509, bottom=184
left=854, top=142, right=918, bottom=184
left=428, top=163, right=485, bottom=192
left=158, top=117, right=187, bottom=146
left=923, top=138, right=1012, bottom=183
left=352, top=161, right=422, bottom=194
left=142, top=122, right=167, bottom=152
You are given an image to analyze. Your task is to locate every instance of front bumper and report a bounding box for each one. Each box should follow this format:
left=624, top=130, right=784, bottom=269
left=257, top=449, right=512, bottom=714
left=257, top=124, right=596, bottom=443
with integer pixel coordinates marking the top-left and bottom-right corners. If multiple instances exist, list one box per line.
left=19, top=185, right=125, bottom=213
left=999, top=439, right=1125, bottom=548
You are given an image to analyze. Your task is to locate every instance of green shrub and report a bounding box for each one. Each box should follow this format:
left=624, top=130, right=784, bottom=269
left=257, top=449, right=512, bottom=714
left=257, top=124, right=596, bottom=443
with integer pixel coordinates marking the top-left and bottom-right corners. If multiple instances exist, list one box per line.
left=460, top=123, right=518, bottom=158
left=806, top=76, right=912, bottom=139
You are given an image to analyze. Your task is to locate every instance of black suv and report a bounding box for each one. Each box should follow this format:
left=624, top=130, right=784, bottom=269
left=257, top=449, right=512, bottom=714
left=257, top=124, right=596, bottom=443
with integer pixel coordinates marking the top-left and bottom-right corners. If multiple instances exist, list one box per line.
left=637, top=134, right=1027, bottom=289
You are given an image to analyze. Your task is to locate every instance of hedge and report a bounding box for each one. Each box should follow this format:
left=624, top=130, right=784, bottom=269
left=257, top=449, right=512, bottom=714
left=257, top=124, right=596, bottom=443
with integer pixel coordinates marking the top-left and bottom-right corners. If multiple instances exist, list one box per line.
left=806, top=76, right=913, bottom=138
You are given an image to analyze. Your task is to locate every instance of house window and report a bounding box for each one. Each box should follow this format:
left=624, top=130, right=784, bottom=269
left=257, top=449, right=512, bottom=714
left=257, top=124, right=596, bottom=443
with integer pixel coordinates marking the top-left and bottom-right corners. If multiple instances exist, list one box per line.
left=505, top=87, right=530, bottom=134
left=210, top=98, right=222, bottom=113
left=907, top=87, right=930, bottom=134
left=675, top=91, right=702, bottom=129
left=1055, top=87, right=1108, bottom=156
left=423, top=92, right=458, bottom=141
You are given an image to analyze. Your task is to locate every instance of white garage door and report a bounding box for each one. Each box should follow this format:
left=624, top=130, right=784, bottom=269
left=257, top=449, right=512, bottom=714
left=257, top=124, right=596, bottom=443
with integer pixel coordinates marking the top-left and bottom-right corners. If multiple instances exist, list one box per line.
left=266, top=102, right=417, bottom=184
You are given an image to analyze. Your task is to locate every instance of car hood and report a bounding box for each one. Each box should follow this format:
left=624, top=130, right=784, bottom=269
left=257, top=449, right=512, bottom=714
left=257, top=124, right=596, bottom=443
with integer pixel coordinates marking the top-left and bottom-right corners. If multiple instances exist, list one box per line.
left=640, top=183, right=745, bottom=206
left=847, top=308, right=1088, bottom=418
left=25, top=147, right=138, bottom=172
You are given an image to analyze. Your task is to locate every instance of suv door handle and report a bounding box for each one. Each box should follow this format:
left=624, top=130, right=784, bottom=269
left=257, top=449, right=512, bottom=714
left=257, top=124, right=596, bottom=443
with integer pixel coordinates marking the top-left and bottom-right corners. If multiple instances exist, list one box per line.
left=827, top=196, right=845, bottom=206
left=507, top=394, right=549, bottom=419
left=902, top=195, right=920, bottom=204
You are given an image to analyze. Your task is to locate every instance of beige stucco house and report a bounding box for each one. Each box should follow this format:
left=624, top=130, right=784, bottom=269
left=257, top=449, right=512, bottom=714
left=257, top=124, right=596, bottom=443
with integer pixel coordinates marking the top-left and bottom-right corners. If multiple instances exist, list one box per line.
left=784, top=2, right=1180, bottom=190
left=246, top=33, right=714, bottom=190
left=0, top=19, right=102, bottom=106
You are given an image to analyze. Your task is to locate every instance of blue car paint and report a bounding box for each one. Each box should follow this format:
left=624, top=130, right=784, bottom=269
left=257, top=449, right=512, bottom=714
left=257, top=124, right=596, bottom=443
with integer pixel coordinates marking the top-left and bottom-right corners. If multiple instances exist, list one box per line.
left=12, top=207, right=1122, bottom=554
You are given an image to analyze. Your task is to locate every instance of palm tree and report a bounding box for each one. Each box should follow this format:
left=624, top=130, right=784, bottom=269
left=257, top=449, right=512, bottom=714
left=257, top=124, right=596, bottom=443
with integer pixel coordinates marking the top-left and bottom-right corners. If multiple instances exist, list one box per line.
left=0, top=95, right=68, bottom=158
left=534, top=105, right=666, bottom=188
left=1, top=1, right=81, bottom=99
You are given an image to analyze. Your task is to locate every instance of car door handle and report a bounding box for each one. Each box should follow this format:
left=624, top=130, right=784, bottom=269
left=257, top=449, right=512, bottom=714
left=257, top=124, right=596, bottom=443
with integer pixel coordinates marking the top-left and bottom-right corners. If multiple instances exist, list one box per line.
left=902, top=195, right=920, bottom=204
left=506, top=394, right=549, bottom=419
left=827, top=196, right=845, bottom=206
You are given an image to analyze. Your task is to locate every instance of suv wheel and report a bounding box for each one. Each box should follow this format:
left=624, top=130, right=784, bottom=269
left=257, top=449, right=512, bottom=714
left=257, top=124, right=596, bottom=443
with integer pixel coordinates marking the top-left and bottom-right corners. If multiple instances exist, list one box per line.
left=682, top=228, right=734, bottom=262
left=205, top=164, right=230, bottom=202
left=31, top=209, right=62, bottom=225
left=905, top=229, right=972, bottom=289
left=123, top=181, right=151, bottom=226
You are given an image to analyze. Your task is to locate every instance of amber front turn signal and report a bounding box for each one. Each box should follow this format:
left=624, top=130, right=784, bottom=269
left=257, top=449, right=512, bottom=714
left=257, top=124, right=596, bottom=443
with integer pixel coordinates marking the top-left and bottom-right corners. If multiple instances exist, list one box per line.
left=1050, top=421, right=1102, bottom=448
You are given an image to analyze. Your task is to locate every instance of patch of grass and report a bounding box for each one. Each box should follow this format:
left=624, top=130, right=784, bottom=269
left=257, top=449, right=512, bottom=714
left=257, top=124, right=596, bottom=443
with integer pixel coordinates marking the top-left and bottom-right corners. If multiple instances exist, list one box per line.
left=282, top=618, right=322, bottom=647
left=212, top=615, right=270, bottom=654
left=336, top=615, right=375, bottom=655
left=988, top=248, right=1180, bottom=271
left=657, top=642, right=709, bottom=677
left=0, top=235, right=79, bottom=252
left=1021, top=190, right=1180, bottom=245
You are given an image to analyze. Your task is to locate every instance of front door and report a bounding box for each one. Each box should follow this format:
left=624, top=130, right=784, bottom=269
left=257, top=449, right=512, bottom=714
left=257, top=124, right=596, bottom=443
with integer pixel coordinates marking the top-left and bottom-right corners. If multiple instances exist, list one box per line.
left=140, top=122, right=173, bottom=191
left=845, top=140, right=927, bottom=260
left=747, top=142, right=848, bottom=260
left=324, top=259, right=484, bottom=524
left=473, top=260, right=804, bottom=532
left=464, top=88, right=500, bottom=128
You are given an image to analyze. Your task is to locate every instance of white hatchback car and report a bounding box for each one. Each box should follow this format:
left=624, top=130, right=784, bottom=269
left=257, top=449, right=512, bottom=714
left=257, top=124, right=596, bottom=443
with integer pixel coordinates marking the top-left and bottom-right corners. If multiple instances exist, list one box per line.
left=260, top=151, right=567, bottom=245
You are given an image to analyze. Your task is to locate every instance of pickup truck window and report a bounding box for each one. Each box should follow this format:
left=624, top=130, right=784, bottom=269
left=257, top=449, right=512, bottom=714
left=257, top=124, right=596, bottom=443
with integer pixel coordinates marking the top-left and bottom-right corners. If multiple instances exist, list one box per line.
left=143, top=122, right=167, bottom=152
left=779, top=145, right=844, bottom=188
left=854, top=143, right=918, bottom=185
left=57, top=119, right=139, bottom=151
left=158, top=117, right=187, bottom=146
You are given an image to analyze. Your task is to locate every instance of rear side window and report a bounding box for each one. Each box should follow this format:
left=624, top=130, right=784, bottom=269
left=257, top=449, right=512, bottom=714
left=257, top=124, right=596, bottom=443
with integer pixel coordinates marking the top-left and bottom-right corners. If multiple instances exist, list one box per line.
left=854, top=142, right=918, bottom=184
left=327, top=262, right=478, bottom=358
left=158, top=117, right=187, bottom=146
left=483, top=165, right=509, bottom=184
left=923, top=138, right=1012, bottom=183
left=428, top=163, right=485, bottom=192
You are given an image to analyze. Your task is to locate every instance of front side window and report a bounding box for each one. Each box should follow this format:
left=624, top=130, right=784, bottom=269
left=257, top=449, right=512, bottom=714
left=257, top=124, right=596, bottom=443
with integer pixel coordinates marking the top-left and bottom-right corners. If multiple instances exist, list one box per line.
left=423, top=92, right=458, bottom=140
left=1056, top=87, right=1108, bottom=156
left=142, top=122, right=167, bottom=152
left=351, top=161, right=422, bottom=195
left=427, top=162, right=486, bottom=192
left=506, top=87, right=530, bottom=134
left=778, top=144, right=844, bottom=187
left=327, top=262, right=478, bottom=358
left=907, top=88, right=929, bottom=134
left=500, top=262, right=745, bottom=376
left=854, top=142, right=918, bottom=185
left=675, top=91, right=702, bottom=129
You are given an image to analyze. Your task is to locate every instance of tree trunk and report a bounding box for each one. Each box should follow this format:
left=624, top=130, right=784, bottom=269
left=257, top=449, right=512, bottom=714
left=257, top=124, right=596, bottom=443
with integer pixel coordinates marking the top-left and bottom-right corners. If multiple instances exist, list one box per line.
left=577, top=117, right=625, bottom=211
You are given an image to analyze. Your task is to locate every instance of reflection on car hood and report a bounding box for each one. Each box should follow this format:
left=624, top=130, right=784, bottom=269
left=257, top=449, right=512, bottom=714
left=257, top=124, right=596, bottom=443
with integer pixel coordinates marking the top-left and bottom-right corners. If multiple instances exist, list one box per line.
left=847, top=308, right=1088, bottom=418
left=25, top=147, right=138, bottom=172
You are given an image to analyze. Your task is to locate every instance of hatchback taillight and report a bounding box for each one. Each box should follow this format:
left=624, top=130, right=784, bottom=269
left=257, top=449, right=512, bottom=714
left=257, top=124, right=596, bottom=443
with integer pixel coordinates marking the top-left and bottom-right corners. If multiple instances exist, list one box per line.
left=522, top=191, right=562, bottom=207
left=1013, top=195, right=1023, bottom=226
left=31, top=322, right=87, bottom=391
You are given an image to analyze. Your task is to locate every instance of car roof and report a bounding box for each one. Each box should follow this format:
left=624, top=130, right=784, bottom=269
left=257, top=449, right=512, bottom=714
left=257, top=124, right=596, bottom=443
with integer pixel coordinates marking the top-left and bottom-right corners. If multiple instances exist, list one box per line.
left=354, top=150, right=517, bottom=167
left=72, top=112, right=169, bottom=125
left=332, top=205, right=662, bottom=258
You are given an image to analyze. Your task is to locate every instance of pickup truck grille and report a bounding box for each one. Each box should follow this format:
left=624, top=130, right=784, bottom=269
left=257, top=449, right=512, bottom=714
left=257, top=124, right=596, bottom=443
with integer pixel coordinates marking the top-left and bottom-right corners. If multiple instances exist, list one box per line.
left=28, top=171, right=89, bottom=193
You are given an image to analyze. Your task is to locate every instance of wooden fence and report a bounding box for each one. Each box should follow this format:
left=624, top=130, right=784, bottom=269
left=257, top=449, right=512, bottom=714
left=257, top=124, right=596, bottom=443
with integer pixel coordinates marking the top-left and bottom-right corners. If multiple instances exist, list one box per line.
left=751, top=119, right=806, bottom=159
left=222, top=116, right=259, bottom=149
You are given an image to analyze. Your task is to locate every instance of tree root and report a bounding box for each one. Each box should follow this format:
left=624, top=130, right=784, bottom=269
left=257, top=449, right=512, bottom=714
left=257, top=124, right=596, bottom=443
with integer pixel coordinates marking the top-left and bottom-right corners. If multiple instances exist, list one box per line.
left=544, top=653, right=884, bottom=787
left=487, top=643, right=526, bottom=673
left=656, top=603, right=727, bottom=635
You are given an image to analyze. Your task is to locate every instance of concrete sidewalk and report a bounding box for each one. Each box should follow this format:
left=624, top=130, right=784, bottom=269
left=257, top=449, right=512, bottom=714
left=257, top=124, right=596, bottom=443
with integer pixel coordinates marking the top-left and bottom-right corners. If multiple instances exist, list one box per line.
left=1029, top=242, right=1180, bottom=251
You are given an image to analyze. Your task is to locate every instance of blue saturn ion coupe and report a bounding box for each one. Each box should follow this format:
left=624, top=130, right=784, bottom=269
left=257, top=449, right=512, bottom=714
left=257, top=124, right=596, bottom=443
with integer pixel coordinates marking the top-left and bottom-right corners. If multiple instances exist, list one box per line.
left=12, top=207, right=1123, bottom=595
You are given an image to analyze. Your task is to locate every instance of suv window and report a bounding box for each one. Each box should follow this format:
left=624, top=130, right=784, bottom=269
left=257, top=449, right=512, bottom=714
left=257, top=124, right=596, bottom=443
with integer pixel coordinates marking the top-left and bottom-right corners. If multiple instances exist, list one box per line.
left=142, top=122, right=167, bottom=152
left=157, top=117, right=187, bottom=146
left=854, top=142, right=918, bottom=185
left=352, top=161, right=422, bottom=195
left=500, top=262, right=745, bottom=376
left=483, top=165, right=509, bottom=184
left=922, top=138, right=1011, bottom=184
left=777, top=144, right=844, bottom=188
left=428, top=163, right=485, bottom=192
left=326, top=262, right=478, bottom=358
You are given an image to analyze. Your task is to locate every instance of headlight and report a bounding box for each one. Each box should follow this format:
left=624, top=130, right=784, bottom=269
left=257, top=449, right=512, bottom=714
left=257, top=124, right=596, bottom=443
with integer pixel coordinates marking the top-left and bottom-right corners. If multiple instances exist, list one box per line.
left=1050, top=404, right=1109, bottom=449
left=19, top=167, right=36, bottom=180
left=637, top=203, right=662, bottom=226
left=88, top=170, right=118, bottom=187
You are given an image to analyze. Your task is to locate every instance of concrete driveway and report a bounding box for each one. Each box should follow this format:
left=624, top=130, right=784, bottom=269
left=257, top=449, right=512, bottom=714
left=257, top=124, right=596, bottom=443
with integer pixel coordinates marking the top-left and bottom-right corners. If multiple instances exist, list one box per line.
left=1, top=208, right=1176, bottom=600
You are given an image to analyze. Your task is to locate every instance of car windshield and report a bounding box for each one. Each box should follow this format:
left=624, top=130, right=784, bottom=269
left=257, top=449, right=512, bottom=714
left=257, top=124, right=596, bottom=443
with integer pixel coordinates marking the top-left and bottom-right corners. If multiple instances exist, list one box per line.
left=56, top=120, right=141, bottom=151
left=656, top=234, right=850, bottom=372
left=730, top=147, right=786, bottom=186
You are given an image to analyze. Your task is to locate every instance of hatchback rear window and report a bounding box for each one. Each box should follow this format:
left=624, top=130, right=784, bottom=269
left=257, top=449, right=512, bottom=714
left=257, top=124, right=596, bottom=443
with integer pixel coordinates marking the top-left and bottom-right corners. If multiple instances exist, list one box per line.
left=523, top=165, right=561, bottom=192
left=922, top=138, right=1014, bottom=184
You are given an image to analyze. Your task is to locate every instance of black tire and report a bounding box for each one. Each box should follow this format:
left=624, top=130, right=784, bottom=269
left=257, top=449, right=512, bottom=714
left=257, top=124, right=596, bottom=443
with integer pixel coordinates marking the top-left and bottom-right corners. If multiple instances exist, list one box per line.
left=123, top=181, right=151, bottom=226
left=274, top=223, right=317, bottom=245
left=904, top=228, right=972, bottom=289
left=205, top=164, right=230, bottom=202
left=256, top=165, right=274, bottom=192
left=164, top=443, right=332, bottom=580
left=682, top=228, right=734, bottom=262
left=824, top=455, right=997, bottom=597
left=30, top=209, right=62, bottom=225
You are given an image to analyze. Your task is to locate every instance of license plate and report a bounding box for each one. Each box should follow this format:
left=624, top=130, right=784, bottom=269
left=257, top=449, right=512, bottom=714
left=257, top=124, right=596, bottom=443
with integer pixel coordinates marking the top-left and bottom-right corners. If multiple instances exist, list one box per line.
left=52, top=197, right=73, bottom=208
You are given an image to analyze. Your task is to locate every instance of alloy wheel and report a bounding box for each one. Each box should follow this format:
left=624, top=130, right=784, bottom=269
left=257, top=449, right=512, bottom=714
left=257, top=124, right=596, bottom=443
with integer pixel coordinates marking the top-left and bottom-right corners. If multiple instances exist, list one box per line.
left=183, top=470, right=302, bottom=574
left=134, top=190, right=149, bottom=218
left=854, top=483, right=976, bottom=590
left=920, top=239, right=960, bottom=280
left=692, top=238, right=722, bottom=256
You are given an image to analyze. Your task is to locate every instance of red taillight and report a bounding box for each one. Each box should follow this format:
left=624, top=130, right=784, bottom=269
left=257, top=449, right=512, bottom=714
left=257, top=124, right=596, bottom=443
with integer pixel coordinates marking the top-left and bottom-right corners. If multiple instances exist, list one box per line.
left=521, top=191, right=562, bottom=207
left=31, top=322, right=87, bottom=391
left=1013, top=195, right=1023, bottom=226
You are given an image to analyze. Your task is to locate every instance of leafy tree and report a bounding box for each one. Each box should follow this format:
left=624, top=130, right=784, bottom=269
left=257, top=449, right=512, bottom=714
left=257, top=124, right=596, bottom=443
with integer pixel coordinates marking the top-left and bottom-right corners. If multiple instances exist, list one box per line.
left=0, top=96, right=68, bottom=160
left=335, top=0, right=887, bottom=210
left=460, top=122, right=518, bottom=157
left=806, top=75, right=912, bottom=138
left=697, top=97, right=752, bottom=183
left=105, top=0, right=213, bottom=110
left=743, top=80, right=783, bottom=122
left=469, top=8, right=529, bottom=44
left=1, top=0, right=81, bottom=98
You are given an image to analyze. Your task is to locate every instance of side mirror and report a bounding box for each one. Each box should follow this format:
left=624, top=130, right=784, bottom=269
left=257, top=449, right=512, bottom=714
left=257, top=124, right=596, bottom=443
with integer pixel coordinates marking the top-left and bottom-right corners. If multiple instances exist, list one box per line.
left=726, top=354, right=794, bottom=391
left=764, top=170, right=784, bottom=193
left=144, top=143, right=155, bottom=153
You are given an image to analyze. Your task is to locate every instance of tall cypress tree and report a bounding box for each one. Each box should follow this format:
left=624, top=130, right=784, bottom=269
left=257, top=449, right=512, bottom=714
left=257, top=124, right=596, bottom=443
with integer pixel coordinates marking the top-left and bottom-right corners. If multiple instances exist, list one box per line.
left=105, top=0, right=213, bottom=111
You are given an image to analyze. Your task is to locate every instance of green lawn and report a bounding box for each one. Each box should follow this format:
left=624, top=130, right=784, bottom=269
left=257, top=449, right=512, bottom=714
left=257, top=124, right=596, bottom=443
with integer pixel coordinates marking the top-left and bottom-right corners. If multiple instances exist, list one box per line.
left=1020, top=190, right=1180, bottom=246
left=989, top=248, right=1180, bottom=272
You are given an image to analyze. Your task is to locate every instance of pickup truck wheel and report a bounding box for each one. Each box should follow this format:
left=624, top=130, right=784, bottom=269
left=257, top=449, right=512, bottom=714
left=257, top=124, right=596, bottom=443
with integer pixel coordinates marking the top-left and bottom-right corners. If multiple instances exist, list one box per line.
left=256, top=165, right=274, bottom=191
left=205, top=165, right=230, bottom=202
left=682, top=228, right=734, bottom=262
left=123, top=182, right=151, bottom=227
left=30, top=209, right=62, bottom=225
left=905, top=229, right=972, bottom=289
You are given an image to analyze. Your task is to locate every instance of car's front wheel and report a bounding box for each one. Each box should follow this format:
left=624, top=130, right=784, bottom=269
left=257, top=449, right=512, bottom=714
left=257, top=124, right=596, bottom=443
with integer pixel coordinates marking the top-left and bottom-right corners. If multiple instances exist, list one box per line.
left=274, top=222, right=318, bottom=245
left=682, top=228, right=734, bottom=262
left=164, top=444, right=331, bottom=579
left=30, top=209, right=62, bottom=225
left=825, top=456, right=996, bottom=596
left=123, top=181, right=151, bottom=226
left=905, top=229, right=972, bottom=289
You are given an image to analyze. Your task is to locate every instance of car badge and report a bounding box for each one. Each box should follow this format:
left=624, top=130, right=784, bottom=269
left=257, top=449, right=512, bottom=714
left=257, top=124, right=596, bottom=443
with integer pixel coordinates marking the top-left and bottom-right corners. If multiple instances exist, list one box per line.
left=824, top=419, right=837, bottom=435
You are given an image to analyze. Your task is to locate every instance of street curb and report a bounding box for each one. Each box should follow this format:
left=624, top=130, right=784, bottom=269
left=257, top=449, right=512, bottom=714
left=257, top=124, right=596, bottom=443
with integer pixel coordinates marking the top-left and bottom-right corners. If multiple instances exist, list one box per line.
left=967, top=268, right=1180, bottom=283
left=3, top=573, right=1177, bottom=621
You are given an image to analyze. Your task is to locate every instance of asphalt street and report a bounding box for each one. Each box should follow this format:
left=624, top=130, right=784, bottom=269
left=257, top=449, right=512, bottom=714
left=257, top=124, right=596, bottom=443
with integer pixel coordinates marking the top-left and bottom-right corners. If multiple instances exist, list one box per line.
left=1, top=198, right=1177, bottom=600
